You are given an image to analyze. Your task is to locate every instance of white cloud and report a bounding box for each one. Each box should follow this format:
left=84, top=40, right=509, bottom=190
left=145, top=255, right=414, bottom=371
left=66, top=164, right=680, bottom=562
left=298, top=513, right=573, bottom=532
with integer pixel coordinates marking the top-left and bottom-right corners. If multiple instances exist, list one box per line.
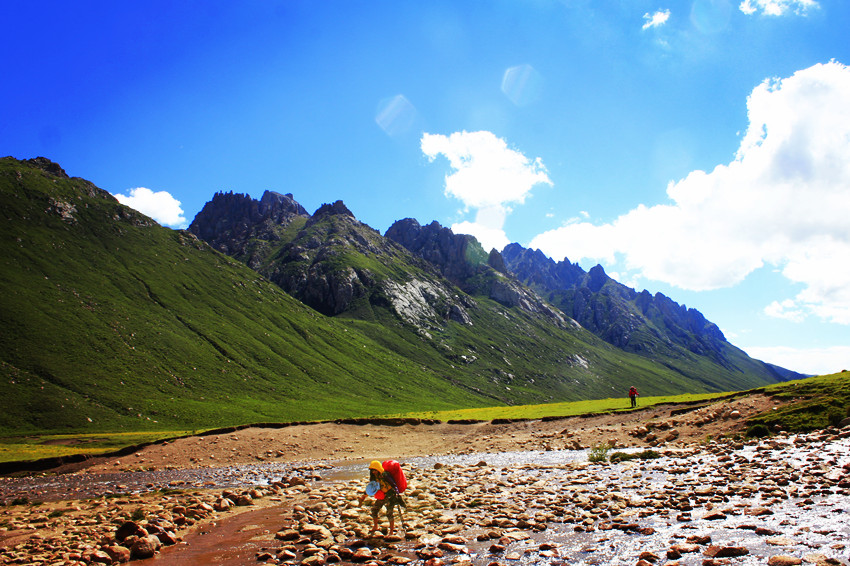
left=742, top=345, right=850, bottom=375
left=422, top=130, right=551, bottom=251
left=451, top=219, right=511, bottom=253
left=422, top=130, right=551, bottom=209
left=763, top=299, right=806, bottom=323
left=529, top=61, right=850, bottom=325
left=642, top=9, right=671, bottom=30
left=739, top=0, right=819, bottom=16
left=113, top=187, right=188, bottom=228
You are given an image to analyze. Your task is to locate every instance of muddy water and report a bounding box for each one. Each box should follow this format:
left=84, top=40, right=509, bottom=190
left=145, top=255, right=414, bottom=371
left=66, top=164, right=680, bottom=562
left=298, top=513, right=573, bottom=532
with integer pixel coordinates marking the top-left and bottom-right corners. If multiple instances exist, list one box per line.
left=143, top=504, right=288, bottom=565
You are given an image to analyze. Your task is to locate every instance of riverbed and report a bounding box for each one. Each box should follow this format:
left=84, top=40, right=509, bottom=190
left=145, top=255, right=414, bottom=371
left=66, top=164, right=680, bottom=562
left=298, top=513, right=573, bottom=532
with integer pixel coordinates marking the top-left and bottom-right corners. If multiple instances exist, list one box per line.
left=2, top=430, right=848, bottom=565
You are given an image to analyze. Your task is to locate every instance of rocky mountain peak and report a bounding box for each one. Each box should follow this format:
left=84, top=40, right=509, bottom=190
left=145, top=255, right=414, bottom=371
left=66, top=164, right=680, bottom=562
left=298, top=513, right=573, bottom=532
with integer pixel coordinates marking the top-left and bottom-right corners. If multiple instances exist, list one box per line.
left=308, top=200, right=354, bottom=225
left=188, top=190, right=308, bottom=266
left=25, top=156, right=69, bottom=178
left=587, top=264, right=609, bottom=293
left=259, top=190, right=308, bottom=216
left=385, top=218, right=486, bottom=285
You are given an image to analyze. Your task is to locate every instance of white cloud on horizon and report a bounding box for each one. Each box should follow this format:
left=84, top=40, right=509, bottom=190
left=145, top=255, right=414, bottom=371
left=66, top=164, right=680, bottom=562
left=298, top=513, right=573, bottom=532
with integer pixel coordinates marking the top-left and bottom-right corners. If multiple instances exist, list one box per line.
left=642, top=9, right=671, bottom=30
left=739, top=0, right=819, bottom=16
left=529, top=61, right=850, bottom=325
left=422, top=130, right=551, bottom=252
left=743, top=344, right=850, bottom=375
left=113, top=187, right=188, bottom=228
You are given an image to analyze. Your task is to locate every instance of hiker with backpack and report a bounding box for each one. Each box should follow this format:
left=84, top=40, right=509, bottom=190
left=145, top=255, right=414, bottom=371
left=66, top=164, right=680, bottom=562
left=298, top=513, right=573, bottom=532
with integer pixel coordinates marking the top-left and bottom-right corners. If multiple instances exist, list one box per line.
left=628, top=386, right=639, bottom=408
left=358, top=459, right=406, bottom=535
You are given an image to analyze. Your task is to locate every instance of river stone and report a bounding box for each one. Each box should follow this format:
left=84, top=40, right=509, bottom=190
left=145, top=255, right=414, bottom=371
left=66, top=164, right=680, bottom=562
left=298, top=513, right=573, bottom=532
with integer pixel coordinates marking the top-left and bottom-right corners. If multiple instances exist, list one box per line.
left=103, top=545, right=131, bottom=563
left=156, top=530, right=179, bottom=545
left=671, top=544, right=700, bottom=554
left=115, top=520, right=143, bottom=542
left=302, top=544, right=323, bottom=556
left=438, top=541, right=467, bottom=553
left=351, top=547, right=374, bottom=561
left=416, top=547, right=444, bottom=559
left=130, top=535, right=162, bottom=559
left=767, top=537, right=795, bottom=546
left=277, top=529, right=300, bottom=540
left=88, top=549, right=113, bottom=564
left=704, top=546, right=749, bottom=558
left=769, top=556, right=803, bottom=566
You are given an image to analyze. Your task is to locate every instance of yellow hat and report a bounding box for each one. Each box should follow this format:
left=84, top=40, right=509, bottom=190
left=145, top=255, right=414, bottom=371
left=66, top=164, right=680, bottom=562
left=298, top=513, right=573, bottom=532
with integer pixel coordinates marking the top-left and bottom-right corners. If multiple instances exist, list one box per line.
left=369, top=460, right=384, bottom=473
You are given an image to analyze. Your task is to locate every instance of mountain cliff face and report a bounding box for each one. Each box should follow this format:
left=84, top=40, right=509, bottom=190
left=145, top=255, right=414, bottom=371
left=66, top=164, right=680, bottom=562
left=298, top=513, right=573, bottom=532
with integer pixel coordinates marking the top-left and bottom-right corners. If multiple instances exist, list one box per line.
left=385, top=218, right=568, bottom=326
left=192, top=197, right=476, bottom=328
left=501, top=243, right=725, bottom=351
left=189, top=190, right=308, bottom=269
left=500, top=243, right=794, bottom=383
left=190, top=189, right=797, bottom=393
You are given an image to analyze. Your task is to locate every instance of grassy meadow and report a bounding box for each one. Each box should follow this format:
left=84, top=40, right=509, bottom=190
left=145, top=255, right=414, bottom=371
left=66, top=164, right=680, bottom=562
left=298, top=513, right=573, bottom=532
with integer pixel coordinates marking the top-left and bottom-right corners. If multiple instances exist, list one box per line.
left=3, top=372, right=847, bottom=465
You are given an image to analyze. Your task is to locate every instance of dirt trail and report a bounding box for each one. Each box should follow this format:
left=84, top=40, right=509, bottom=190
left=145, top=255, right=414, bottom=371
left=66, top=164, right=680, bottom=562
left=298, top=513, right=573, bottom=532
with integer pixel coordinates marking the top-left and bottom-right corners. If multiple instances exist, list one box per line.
left=75, top=393, right=782, bottom=475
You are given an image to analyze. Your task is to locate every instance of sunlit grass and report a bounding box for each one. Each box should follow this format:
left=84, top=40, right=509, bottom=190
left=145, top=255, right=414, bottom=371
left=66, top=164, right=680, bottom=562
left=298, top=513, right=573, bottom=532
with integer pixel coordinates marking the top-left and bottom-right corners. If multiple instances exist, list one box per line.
left=0, top=431, right=191, bottom=463
left=396, top=391, right=730, bottom=421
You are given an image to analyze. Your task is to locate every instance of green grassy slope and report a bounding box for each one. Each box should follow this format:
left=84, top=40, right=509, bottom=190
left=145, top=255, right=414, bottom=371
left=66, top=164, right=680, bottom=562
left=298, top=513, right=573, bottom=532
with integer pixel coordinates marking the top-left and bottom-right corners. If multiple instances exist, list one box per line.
left=0, top=158, right=488, bottom=434
left=0, top=157, right=797, bottom=437
left=748, top=371, right=850, bottom=432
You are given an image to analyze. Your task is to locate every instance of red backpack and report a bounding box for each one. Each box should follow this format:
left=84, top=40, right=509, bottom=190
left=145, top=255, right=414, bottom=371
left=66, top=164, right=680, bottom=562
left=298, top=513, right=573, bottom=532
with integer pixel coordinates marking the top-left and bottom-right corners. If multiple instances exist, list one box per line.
left=381, top=459, right=407, bottom=494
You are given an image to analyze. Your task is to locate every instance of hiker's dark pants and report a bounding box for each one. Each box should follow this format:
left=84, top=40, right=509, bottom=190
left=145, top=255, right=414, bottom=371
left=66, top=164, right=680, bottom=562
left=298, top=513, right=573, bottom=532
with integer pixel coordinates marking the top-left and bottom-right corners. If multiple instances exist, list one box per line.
left=630, top=395, right=636, bottom=407
left=371, top=492, right=398, bottom=520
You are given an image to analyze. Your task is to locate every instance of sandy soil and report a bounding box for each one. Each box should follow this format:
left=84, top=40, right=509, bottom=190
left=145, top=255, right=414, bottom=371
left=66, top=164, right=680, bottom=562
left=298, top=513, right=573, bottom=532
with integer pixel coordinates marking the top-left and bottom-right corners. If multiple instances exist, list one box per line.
left=77, top=393, right=785, bottom=475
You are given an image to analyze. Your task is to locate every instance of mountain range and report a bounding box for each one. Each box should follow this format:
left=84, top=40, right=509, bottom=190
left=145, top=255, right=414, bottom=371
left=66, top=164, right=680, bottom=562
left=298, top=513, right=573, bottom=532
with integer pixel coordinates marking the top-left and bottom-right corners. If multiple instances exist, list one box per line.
left=0, top=157, right=803, bottom=434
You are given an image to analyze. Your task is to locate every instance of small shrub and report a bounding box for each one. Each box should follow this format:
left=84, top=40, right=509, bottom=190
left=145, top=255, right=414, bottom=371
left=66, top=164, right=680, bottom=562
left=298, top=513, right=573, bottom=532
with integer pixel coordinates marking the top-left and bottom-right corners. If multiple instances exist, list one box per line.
left=131, top=508, right=146, bottom=522
left=609, top=450, right=661, bottom=462
left=10, top=497, right=29, bottom=506
left=745, top=423, right=771, bottom=438
left=827, top=407, right=843, bottom=427
left=48, top=510, right=64, bottom=519
left=587, top=442, right=611, bottom=463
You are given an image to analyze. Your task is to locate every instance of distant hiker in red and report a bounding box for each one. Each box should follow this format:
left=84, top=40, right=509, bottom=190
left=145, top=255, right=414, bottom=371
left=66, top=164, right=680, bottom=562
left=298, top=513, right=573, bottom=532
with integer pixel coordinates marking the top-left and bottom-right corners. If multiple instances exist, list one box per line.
left=358, top=460, right=407, bottom=535
left=628, top=386, right=639, bottom=408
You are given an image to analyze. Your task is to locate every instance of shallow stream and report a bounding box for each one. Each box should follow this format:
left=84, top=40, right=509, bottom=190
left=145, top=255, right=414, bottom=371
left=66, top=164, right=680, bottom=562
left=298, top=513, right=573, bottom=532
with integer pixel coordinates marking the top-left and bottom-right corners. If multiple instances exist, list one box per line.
left=2, top=435, right=848, bottom=565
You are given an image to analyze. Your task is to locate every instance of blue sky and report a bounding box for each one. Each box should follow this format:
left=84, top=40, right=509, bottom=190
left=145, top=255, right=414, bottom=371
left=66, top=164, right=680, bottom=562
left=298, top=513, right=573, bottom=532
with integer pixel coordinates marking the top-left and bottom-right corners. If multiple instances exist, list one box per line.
left=4, top=0, right=849, bottom=375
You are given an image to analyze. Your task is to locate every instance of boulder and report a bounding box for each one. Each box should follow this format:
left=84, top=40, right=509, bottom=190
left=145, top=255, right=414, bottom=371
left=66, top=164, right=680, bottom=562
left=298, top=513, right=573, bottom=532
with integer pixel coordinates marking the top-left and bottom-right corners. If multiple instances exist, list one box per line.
left=103, top=545, right=131, bottom=563
left=130, top=535, right=162, bottom=559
